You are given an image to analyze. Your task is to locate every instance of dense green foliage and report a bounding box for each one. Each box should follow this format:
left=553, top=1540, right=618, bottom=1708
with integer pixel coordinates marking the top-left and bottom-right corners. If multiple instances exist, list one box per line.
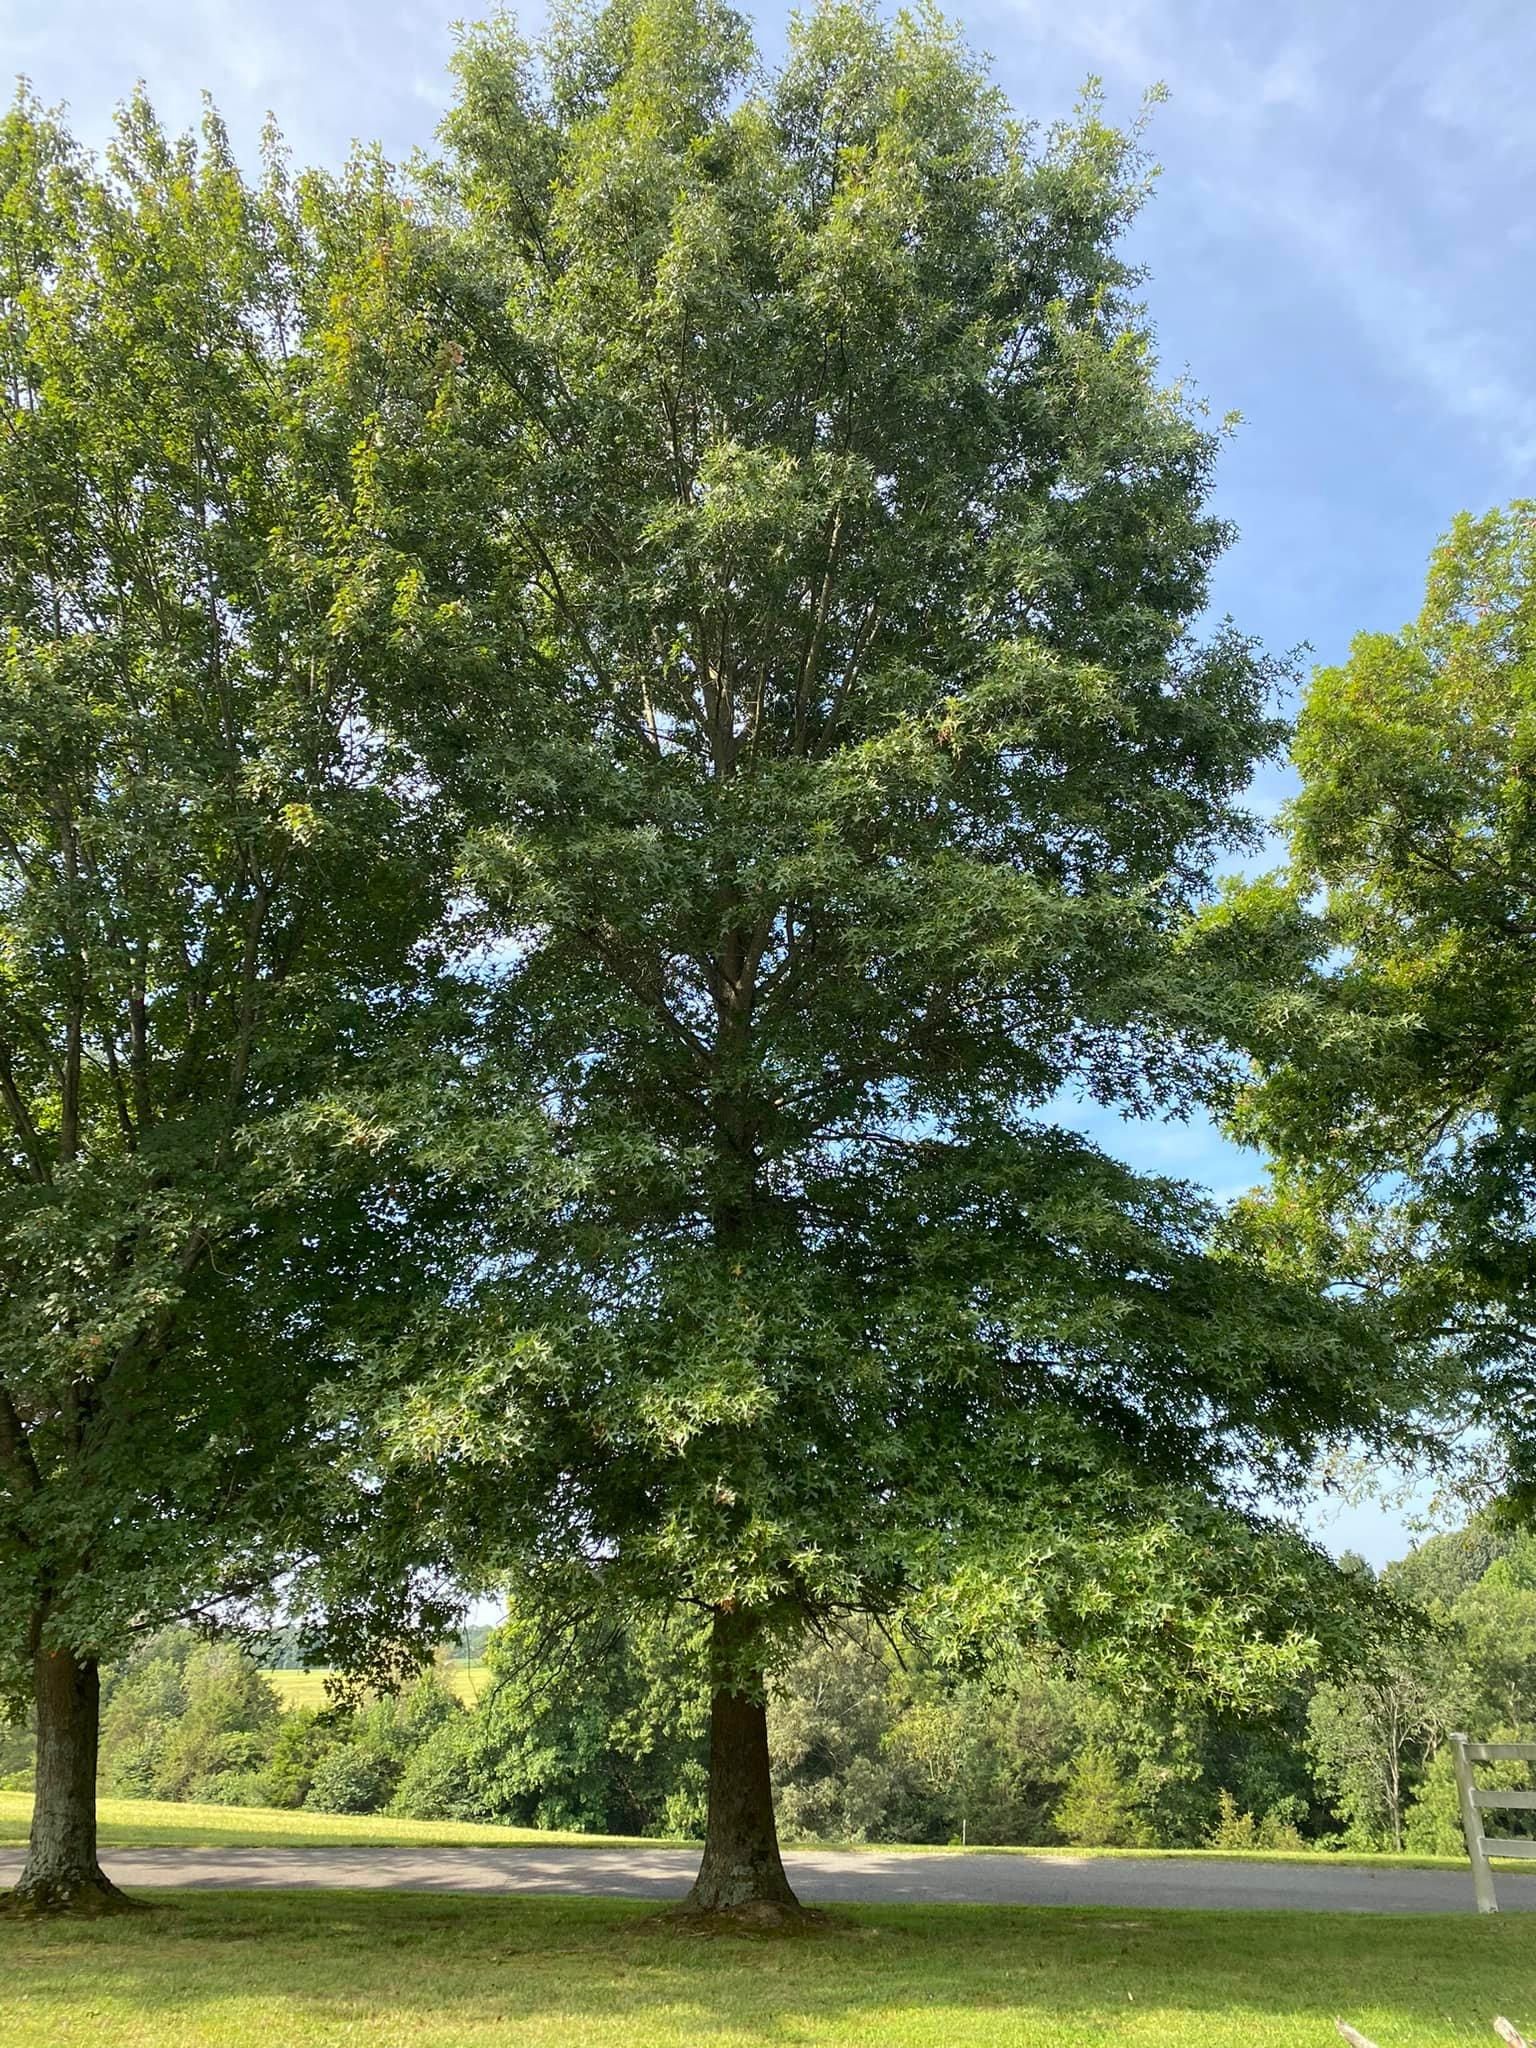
left=301, top=2, right=1424, bottom=1802
left=1211, top=503, right=1536, bottom=1497
left=0, top=92, right=455, bottom=1705
left=0, top=0, right=1514, bottom=1921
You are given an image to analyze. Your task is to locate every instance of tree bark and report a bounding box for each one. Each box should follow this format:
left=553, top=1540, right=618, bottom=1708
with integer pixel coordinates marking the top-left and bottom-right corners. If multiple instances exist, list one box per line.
left=683, top=1608, right=801, bottom=1916
left=8, top=1644, right=129, bottom=1914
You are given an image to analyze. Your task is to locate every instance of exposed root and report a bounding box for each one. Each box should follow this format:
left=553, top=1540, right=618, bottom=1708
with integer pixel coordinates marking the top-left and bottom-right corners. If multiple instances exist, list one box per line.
left=661, top=1896, right=828, bottom=1936
left=0, top=1867, right=143, bottom=1918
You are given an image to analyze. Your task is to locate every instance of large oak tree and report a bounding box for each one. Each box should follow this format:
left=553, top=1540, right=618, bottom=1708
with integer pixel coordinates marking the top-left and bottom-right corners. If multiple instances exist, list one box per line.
left=322, top=0, right=1423, bottom=1915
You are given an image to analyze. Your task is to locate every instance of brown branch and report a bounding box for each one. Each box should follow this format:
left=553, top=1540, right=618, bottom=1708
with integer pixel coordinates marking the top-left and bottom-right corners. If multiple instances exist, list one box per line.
left=793, top=503, right=845, bottom=754
left=223, top=874, right=273, bottom=1134
left=812, top=600, right=881, bottom=759
left=99, top=1031, right=137, bottom=1151
left=58, top=814, right=83, bottom=1168
left=0, top=1044, right=49, bottom=1182
left=128, top=936, right=153, bottom=1133
left=588, top=928, right=711, bottom=1068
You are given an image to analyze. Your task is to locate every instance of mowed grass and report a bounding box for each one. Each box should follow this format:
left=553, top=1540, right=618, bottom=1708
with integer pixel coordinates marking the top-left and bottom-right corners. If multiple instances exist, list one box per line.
left=0, top=1788, right=1497, bottom=1869
left=263, top=1664, right=491, bottom=1709
left=0, top=1790, right=666, bottom=1852
left=1, top=1892, right=1531, bottom=2047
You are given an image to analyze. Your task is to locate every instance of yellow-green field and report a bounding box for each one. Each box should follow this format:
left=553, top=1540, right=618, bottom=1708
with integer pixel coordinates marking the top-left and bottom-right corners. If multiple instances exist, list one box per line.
left=263, top=1664, right=491, bottom=1710
left=0, top=1789, right=1497, bottom=1868
left=0, top=1790, right=662, bottom=1851
left=2, top=1892, right=1532, bottom=2047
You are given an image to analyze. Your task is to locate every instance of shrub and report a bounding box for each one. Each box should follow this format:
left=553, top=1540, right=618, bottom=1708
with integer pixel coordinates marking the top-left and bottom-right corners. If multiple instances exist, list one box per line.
left=1255, top=1802, right=1308, bottom=1851
left=303, top=1745, right=396, bottom=1814
left=1202, top=1790, right=1307, bottom=1852
left=355, top=1671, right=463, bottom=1770
left=1404, top=1740, right=1527, bottom=1857
left=99, top=1652, right=187, bottom=1797
left=389, top=1717, right=487, bottom=1821
left=1053, top=1745, right=1147, bottom=1848
left=0, top=1710, right=33, bottom=1793
left=264, top=1708, right=346, bottom=1810
left=660, top=1763, right=709, bottom=1841
left=153, top=1645, right=281, bottom=1801
left=199, top=1769, right=275, bottom=1808
left=1205, top=1789, right=1260, bottom=1851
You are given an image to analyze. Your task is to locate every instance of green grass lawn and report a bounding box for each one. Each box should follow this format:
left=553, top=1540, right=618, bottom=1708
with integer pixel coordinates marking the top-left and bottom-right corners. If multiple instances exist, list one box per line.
left=0, top=1892, right=1529, bottom=2046
left=0, top=1787, right=1500, bottom=1869
left=0, top=1790, right=664, bottom=1852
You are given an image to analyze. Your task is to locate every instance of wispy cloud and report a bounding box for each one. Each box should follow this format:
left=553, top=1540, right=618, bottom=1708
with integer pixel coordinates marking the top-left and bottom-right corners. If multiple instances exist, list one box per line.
left=0, top=0, right=458, bottom=165
left=1237, top=169, right=1536, bottom=466
left=992, top=0, right=1536, bottom=474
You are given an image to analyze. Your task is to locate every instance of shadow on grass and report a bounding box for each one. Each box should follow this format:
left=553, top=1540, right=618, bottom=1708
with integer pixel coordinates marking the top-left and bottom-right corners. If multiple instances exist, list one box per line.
left=2, top=1892, right=1533, bottom=2045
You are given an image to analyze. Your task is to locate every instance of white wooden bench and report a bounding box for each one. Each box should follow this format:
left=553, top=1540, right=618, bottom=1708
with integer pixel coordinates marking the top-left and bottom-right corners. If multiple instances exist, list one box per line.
left=1450, top=1731, right=1536, bottom=1914
left=1335, top=1736, right=1534, bottom=2043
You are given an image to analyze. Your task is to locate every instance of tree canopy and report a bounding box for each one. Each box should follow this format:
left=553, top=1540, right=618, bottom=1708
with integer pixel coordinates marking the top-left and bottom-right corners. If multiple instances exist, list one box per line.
left=310, top=0, right=1423, bottom=1912
left=0, top=89, right=453, bottom=1908
left=0, top=0, right=1478, bottom=1925
left=1210, top=503, right=1536, bottom=1506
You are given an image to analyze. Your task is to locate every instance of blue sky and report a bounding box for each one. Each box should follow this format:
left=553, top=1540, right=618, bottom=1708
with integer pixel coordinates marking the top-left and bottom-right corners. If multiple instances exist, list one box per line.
left=8, top=0, right=1526, bottom=1563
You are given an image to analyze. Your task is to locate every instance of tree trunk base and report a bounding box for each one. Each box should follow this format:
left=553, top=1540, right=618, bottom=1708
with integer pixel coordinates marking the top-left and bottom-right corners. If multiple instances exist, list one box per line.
left=682, top=1830, right=803, bottom=1919
left=2, top=1865, right=140, bottom=1917
left=680, top=1866, right=804, bottom=1919
left=688, top=1609, right=803, bottom=1919
left=17, top=1644, right=130, bottom=1918
left=666, top=1896, right=817, bottom=1934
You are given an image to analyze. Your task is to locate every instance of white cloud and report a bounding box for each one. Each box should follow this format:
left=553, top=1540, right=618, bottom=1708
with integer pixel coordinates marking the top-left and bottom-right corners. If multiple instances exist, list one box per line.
left=1233, top=167, right=1536, bottom=466
left=0, top=0, right=459, bottom=165
left=992, top=0, right=1536, bottom=474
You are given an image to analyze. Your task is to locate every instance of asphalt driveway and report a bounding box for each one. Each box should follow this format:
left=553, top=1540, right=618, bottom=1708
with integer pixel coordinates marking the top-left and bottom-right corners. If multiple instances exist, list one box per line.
left=0, top=1845, right=1521, bottom=1914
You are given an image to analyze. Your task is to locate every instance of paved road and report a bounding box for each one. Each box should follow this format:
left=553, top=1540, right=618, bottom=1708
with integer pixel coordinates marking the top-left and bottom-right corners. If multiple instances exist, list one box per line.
left=0, top=1846, right=1526, bottom=1914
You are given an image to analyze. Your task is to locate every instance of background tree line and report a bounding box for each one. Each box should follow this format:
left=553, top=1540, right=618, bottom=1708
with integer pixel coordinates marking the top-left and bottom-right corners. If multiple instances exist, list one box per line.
left=2, top=1515, right=1527, bottom=1858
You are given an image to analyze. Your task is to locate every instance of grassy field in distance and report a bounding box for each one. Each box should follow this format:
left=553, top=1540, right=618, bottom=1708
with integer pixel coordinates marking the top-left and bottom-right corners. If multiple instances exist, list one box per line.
left=2, top=1892, right=1531, bottom=2047
left=263, top=1664, right=491, bottom=1709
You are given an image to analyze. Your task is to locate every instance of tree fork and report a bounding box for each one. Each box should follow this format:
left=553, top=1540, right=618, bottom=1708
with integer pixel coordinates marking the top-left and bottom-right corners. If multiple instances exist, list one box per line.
left=681, top=1607, right=802, bottom=1918
left=7, top=1645, right=133, bottom=1915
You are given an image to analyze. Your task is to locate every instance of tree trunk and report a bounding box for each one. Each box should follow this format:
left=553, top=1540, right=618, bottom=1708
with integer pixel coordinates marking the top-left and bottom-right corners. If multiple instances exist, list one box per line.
left=683, top=1608, right=801, bottom=1917
left=8, top=1645, right=129, bottom=1914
